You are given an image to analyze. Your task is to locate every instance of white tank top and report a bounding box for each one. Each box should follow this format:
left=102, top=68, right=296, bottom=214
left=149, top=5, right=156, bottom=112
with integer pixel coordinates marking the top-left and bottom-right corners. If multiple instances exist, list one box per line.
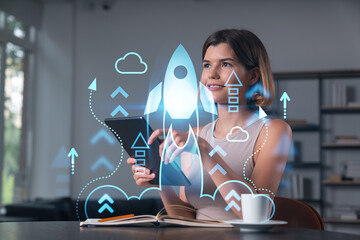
left=184, top=116, right=266, bottom=220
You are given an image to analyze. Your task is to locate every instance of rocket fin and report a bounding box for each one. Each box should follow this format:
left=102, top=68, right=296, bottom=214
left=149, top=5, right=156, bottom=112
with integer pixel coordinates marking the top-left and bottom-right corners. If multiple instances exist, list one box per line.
left=199, top=82, right=218, bottom=115
left=144, top=82, right=162, bottom=115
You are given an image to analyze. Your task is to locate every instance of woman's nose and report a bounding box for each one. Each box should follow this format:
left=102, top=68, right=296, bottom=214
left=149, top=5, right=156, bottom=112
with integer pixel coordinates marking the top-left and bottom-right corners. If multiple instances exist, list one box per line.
left=208, top=67, right=220, bottom=79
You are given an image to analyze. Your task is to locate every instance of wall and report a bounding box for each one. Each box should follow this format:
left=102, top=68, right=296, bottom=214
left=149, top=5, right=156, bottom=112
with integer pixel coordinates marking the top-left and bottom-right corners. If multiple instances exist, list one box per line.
left=30, top=2, right=74, bottom=199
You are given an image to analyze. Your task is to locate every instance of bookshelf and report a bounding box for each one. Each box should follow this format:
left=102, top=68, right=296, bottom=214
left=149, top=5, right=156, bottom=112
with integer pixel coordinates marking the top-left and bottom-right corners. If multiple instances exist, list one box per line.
left=323, top=180, right=360, bottom=186
left=273, top=69, right=360, bottom=226
left=321, top=106, right=360, bottom=113
left=324, top=218, right=360, bottom=224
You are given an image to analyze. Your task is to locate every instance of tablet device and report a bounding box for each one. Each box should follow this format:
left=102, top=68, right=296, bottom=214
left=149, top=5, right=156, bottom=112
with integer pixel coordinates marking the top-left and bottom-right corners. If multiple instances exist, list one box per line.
left=104, top=116, right=191, bottom=186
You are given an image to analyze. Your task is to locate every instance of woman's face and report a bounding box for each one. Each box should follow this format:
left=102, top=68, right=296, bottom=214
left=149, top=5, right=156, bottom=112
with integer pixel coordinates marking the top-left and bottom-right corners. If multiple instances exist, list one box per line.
left=200, top=43, right=252, bottom=105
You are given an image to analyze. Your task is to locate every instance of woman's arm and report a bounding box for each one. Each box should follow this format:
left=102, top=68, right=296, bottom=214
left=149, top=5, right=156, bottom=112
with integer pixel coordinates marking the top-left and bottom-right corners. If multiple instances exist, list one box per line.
left=198, top=119, right=292, bottom=218
left=251, top=119, right=292, bottom=196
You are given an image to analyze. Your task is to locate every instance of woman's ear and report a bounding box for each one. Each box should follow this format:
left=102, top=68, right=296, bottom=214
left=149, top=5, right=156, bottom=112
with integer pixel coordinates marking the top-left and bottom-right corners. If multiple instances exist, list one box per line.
left=248, top=67, right=260, bottom=86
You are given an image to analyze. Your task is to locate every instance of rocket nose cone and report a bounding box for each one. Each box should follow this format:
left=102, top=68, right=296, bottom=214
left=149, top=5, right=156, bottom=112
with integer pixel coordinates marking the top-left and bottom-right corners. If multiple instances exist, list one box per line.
left=163, top=45, right=198, bottom=119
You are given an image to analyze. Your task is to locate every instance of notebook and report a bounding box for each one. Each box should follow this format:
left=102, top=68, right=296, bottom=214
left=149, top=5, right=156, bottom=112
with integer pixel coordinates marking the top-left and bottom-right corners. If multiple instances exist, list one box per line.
left=80, top=205, right=233, bottom=228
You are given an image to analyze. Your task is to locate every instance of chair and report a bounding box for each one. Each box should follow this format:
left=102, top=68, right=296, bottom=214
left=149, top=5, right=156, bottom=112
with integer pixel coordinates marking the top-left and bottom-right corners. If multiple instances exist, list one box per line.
left=272, top=197, right=325, bottom=230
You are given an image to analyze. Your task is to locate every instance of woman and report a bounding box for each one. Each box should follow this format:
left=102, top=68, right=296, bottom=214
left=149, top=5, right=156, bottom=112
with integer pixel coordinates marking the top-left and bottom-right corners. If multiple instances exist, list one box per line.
left=127, top=29, right=292, bottom=220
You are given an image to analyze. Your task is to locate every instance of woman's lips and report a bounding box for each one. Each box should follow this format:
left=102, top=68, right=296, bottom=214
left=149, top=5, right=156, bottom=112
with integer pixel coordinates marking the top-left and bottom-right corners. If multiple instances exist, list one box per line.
left=207, top=84, right=225, bottom=91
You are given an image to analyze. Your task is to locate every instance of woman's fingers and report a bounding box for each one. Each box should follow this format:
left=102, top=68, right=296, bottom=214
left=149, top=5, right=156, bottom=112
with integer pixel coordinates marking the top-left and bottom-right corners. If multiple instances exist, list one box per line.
left=169, top=147, right=183, bottom=163
left=127, top=157, right=136, bottom=165
left=148, top=128, right=169, bottom=145
left=159, top=141, right=165, bottom=157
left=132, top=165, right=151, bottom=174
left=164, top=143, right=178, bottom=164
left=133, top=172, right=156, bottom=186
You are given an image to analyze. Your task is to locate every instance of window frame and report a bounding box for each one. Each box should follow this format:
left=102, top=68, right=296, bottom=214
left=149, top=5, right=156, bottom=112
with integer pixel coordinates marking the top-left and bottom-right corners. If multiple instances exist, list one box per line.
left=0, top=12, right=36, bottom=207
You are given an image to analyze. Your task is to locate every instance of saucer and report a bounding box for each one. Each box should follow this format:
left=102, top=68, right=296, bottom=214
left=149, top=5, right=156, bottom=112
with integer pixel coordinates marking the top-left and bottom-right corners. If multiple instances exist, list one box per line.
left=224, top=219, right=288, bottom=232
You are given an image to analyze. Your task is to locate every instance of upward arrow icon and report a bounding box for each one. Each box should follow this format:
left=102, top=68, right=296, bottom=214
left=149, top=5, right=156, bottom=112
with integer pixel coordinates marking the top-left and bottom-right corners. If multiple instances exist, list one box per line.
left=280, top=92, right=291, bottom=119
left=90, top=129, right=115, bottom=145
left=209, top=145, right=227, bottom=157
left=224, top=189, right=241, bottom=212
left=68, top=148, right=78, bottom=175
left=280, top=92, right=290, bottom=108
left=209, top=164, right=227, bottom=176
left=225, top=189, right=241, bottom=201
left=88, top=78, right=97, bottom=91
left=98, top=193, right=114, bottom=205
left=98, top=194, right=115, bottom=214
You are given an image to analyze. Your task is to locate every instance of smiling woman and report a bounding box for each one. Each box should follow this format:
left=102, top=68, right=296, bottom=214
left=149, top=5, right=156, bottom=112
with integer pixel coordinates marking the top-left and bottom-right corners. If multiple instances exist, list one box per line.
left=127, top=29, right=292, bottom=220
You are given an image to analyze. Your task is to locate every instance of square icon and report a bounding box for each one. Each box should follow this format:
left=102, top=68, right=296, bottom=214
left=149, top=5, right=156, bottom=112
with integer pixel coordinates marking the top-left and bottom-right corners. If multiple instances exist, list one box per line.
left=135, top=150, right=146, bottom=157
left=228, top=105, right=239, bottom=112
left=135, top=159, right=146, bottom=166
left=135, top=167, right=146, bottom=174
left=228, top=88, right=238, bottom=95
left=228, top=97, right=239, bottom=104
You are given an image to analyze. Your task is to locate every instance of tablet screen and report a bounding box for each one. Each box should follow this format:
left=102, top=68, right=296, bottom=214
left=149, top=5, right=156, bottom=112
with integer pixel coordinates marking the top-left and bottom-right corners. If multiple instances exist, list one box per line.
left=104, top=116, right=190, bottom=186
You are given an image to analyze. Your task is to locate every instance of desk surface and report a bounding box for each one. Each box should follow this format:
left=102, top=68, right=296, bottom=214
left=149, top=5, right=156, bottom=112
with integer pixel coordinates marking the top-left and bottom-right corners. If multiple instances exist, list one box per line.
left=1, top=221, right=359, bottom=240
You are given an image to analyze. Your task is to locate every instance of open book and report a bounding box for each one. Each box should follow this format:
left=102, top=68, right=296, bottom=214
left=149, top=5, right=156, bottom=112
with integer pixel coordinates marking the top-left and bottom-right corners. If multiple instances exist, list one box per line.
left=80, top=205, right=233, bottom=228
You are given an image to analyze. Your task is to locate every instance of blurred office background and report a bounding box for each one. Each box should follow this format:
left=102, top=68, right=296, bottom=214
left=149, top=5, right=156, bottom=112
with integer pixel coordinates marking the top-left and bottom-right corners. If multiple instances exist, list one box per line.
left=0, top=0, right=360, bottom=235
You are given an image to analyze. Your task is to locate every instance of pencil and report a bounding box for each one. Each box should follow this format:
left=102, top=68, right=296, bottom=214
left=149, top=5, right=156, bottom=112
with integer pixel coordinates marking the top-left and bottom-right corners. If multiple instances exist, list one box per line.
left=99, top=214, right=135, bottom=222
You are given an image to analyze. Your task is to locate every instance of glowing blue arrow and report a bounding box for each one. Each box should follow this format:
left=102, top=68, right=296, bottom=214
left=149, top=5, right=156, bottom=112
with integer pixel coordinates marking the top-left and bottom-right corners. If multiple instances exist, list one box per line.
left=90, top=129, right=115, bottom=145
left=280, top=92, right=290, bottom=119
left=225, top=200, right=241, bottom=211
left=225, top=189, right=241, bottom=201
left=88, top=78, right=97, bottom=91
left=259, top=106, right=267, bottom=119
left=209, top=164, right=227, bottom=175
left=68, top=148, right=78, bottom=174
left=91, top=156, right=115, bottom=172
left=98, top=193, right=114, bottom=205
left=111, top=86, right=128, bottom=99
left=209, top=145, right=227, bottom=157
left=98, top=203, right=114, bottom=214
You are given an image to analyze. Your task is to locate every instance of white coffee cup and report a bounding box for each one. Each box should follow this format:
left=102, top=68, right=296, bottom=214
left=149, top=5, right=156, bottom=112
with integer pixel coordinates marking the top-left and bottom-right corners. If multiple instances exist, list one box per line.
left=241, top=194, right=272, bottom=223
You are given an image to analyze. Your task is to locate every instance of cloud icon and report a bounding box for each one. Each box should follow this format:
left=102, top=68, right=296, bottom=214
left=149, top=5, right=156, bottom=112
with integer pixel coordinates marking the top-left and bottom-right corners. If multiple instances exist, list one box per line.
left=226, top=126, right=249, bottom=142
left=115, top=52, right=148, bottom=74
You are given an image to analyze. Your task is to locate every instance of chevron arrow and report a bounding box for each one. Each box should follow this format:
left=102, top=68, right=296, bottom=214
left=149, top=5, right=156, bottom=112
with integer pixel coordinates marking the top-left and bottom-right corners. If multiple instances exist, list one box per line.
left=209, top=164, right=227, bottom=175
left=225, top=189, right=241, bottom=201
left=98, top=203, right=114, bottom=214
left=111, top=86, right=129, bottom=98
left=98, top=193, right=114, bottom=205
left=110, top=105, right=129, bottom=117
left=90, top=129, right=115, bottom=145
left=91, top=156, right=115, bottom=172
left=209, top=145, right=227, bottom=157
left=225, top=200, right=241, bottom=211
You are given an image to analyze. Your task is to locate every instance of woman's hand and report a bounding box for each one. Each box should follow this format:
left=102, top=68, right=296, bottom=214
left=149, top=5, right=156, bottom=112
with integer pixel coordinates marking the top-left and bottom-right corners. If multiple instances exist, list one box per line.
left=148, top=128, right=191, bottom=165
left=127, top=157, right=156, bottom=187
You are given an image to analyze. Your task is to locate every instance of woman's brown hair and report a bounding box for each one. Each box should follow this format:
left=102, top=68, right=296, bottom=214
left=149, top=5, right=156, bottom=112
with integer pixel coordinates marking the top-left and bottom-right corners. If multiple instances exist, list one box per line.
left=202, top=29, right=275, bottom=109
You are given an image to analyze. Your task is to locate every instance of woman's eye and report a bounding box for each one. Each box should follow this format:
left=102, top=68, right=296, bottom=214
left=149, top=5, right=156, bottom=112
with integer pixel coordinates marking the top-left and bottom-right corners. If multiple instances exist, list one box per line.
left=203, top=63, right=210, bottom=68
left=223, top=62, right=232, bottom=67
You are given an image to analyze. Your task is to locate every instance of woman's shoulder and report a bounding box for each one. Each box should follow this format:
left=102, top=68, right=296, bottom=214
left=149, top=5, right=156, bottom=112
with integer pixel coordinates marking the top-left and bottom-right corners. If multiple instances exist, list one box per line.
left=256, top=118, right=292, bottom=146
left=265, top=118, right=292, bottom=134
left=253, top=118, right=292, bottom=162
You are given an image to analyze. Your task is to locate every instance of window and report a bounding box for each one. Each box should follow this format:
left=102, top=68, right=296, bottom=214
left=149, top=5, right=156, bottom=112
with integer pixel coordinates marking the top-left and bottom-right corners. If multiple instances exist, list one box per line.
left=2, top=42, right=25, bottom=205
left=0, top=12, right=35, bottom=206
left=6, top=15, right=27, bottom=39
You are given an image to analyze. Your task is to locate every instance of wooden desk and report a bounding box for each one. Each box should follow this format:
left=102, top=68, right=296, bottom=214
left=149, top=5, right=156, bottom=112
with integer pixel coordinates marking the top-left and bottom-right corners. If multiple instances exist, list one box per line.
left=0, top=221, right=359, bottom=240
